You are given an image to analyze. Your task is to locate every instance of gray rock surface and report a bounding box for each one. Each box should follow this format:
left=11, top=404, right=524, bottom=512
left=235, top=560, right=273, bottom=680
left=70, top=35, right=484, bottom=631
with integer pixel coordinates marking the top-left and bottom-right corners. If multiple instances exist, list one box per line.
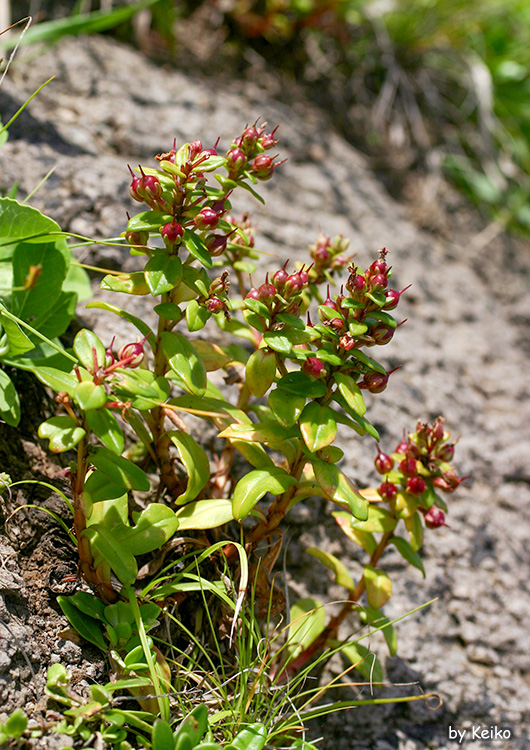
left=1, top=35, right=529, bottom=749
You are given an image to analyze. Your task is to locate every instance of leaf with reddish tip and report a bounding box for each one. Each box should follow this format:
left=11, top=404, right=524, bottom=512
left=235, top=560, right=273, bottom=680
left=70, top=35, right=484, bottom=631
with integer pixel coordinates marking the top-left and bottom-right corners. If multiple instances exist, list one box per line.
left=306, top=547, right=355, bottom=591
left=287, top=597, right=326, bottom=659
left=332, top=512, right=377, bottom=554
left=232, top=468, right=297, bottom=521
left=313, top=459, right=368, bottom=521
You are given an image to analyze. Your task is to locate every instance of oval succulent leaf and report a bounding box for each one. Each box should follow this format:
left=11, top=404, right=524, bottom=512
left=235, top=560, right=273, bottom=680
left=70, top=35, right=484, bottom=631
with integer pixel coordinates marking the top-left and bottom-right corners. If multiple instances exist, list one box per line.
left=313, top=459, right=368, bottom=521
left=306, top=547, right=355, bottom=591
left=84, top=408, right=125, bottom=455
left=160, top=331, right=207, bottom=396
left=232, top=468, right=297, bottom=521
left=245, top=349, right=277, bottom=397
left=287, top=597, right=326, bottom=659
left=169, top=430, right=210, bottom=504
left=90, top=446, right=150, bottom=492
left=389, top=536, right=425, bottom=577
left=299, top=402, right=337, bottom=452
left=74, top=381, right=107, bottom=411
left=38, top=416, right=86, bottom=453
left=268, top=388, right=305, bottom=428
left=338, top=642, right=383, bottom=684
left=101, top=272, right=150, bottom=296
left=144, top=254, right=182, bottom=295
left=364, top=565, right=392, bottom=610
left=334, top=372, right=366, bottom=416
left=73, top=329, right=106, bottom=372
left=176, top=498, right=235, bottom=530
left=332, top=511, right=377, bottom=554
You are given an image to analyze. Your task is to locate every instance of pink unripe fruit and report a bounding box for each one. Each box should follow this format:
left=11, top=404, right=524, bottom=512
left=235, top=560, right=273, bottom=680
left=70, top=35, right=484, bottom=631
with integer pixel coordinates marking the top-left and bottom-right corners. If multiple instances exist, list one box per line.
left=272, top=264, right=289, bottom=291
left=379, top=481, right=398, bottom=501
left=251, top=154, right=274, bottom=178
left=360, top=371, right=389, bottom=393
left=375, top=447, right=394, bottom=474
left=384, top=285, right=411, bottom=310
left=406, top=476, right=427, bottom=495
left=399, top=457, right=418, bottom=477
left=371, top=273, right=388, bottom=290
left=424, top=507, right=447, bottom=529
left=395, top=433, right=410, bottom=454
left=194, top=207, right=219, bottom=230
left=258, top=276, right=276, bottom=302
left=370, top=322, right=394, bottom=345
left=206, top=234, right=228, bottom=256
left=246, top=287, right=260, bottom=300
left=206, top=297, right=224, bottom=314
left=226, top=148, right=247, bottom=173
left=160, top=221, right=183, bottom=245
left=436, top=443, right=455, bottom=462
left=302, top=357, right=327, bottom=379
left=117, top=341, right=145, bottom=367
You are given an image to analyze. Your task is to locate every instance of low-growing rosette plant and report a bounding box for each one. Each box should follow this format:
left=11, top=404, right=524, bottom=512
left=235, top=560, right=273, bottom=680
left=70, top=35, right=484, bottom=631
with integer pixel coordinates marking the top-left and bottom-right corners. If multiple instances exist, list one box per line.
left=20, top=120, right=465, bottom=746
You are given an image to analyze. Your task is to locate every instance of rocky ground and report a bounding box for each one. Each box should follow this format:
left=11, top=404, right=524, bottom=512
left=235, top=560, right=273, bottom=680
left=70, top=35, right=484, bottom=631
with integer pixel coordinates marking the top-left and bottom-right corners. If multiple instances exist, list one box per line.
left=0, top=34, right=529, bottom=749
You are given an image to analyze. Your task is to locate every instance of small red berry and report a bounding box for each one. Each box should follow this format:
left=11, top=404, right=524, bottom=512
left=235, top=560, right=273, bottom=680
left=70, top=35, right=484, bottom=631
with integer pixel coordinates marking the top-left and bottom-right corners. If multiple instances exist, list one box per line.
left=194, top=207, right=219, bottom=230
left=406, top=476, right=427, bottom=495
left=424, top=506, right=448, bottom=529
left=375, top=446, right=394, bottom=475
left=399, top=457, right=418, bottom=477
left=379, top=481, right=398, bottom=501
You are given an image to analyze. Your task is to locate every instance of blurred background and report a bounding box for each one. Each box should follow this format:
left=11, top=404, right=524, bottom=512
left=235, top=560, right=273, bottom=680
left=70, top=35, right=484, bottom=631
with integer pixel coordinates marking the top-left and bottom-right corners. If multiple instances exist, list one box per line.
left=2, top=0, right=530, bottom=246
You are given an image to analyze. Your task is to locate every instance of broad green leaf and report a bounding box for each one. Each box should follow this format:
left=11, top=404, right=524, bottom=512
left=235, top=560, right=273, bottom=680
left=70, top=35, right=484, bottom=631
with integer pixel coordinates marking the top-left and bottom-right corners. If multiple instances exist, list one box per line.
left=332, top=512, right=377, bottom=554
left=161, top=331, right=207, bottom=396
left=262, top=331, right=292, bottom=354
left=90, top=446, right=150, bottom=491
left=306, top=547, right=355, bottom=590
left=277, top=371, right=327, bottom=398
left=218, top=422, right=296, bottom=445
left=334, top=372, right=366, bottom=416
left=230, top=439, right=276, bottom=469
left=152, top=719, right=174, bottom=750
left=313, top=460, right=368, bottom=520
left=332, top=392, right=379, bottom=439
left=225, top=724, right=266, bottom=750
left=82, top=524, right=137, bottom=585
left=245, top=349, right=277, bottom=397
left=338, top=641, right=383, bottom=684
left=57, top=595, right=107, bottom=650
left=73, top=329, right=106, bottom=372
left=348, top=349, right=386, bottom=374
left=113, top=505, right=179, bottom=555
left=29, top=290, right=77, bottom=340
left=144, top=254, right=182, bottom=295
left=176, top=498, right=235, bottom=530
left=63, top=263, right=92, bottom=301
left=0, top=198, right=66, bottom=257
left=351, top=505, right=397, bottom=533
left=182, top=229, right=212, bottom=268
left=0, top=368, right=20, bottom=426
left=192, top=340, right=231, bottom=371
left=185, top=299, right=210, bottom=332
left=84, top=470, right=127, bottom=504
left=127, top=211, right=173, bottom=233
left=101, top=272, right=150, bottom=295
left=268, top=388, right=305, bottom=428
left=356, top=604, right=398, bottom=656
left=38, top=416, right=86, bottom=453
left=364, top=565, right=392, bottom=609
left=0, top=307, right=34, bottom=356
left=74, top=381, right=107, bottom=411
left=389, top=536, right=425, bottom=577
left=85, top=408, right=124, bottom=455
left=232, top=468, right=297, bottom=520
left=287, top=597, right=325, bottom=659
left=87, top=494, right=128, bottom=527
left=153, top=302, right=183, bottom=321
left=12, top=237, right=69, bottom=321
left=299, top=402, right=337, bottom=452
left=169, top=430, right=210, bottom=504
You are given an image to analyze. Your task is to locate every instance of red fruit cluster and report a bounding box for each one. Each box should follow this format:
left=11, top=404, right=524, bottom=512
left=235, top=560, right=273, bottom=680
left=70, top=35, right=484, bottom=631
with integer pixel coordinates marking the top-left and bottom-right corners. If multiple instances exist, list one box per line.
left=226, top=121, right=283, bottom=181
left=308, top=232, right=351, bottom=283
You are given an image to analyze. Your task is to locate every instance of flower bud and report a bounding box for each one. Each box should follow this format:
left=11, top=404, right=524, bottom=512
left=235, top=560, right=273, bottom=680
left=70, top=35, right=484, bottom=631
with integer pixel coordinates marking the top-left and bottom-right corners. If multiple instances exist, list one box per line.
left=375, top=447, right=394, bottom=475
left=160, top=220, right=184, bottom=247
left=260, top=127, right=279, bottom=149
left=194, top=207, right=219, bottom=230
left=125, top=230, right=149, bottom=247
left=226, top=148, right=247, bottom=174
left=384, top=285, right=411, bottom=311
left=370, top=322, right=394, bottom=345
left=406, top=476, right=427, bottom=495
left=399, top=457, right=418, bottom=477
left=206, top=234, right=228, bottom=256
left=246, top=287, right=260, bottom=300
left=371, top=273, right=388, bottom=291
left=302, top=357, right=327, bottom=379
left=206, top=297, right=224, bottom=314
left=378, top=481, right=398, bottom=501
left=250, top=154, right=274, bottom=179
left=395, top=432, right=409, bottom=454
left=242, top=125, right=261, bottom=146
left=258, top=275, right=276, bottom=303
left=424, top=506, right=447, bottom=529
left=284, top=271, right=305, bottom=296
left=339, top=333, right=355, bottom=350
left=359, top=371, right=389, bottom=393
left=117, top=341, right=145, bottom=367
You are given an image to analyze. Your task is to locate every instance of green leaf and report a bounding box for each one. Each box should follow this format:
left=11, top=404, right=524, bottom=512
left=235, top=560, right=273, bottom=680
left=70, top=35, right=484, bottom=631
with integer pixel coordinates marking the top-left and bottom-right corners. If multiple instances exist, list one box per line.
left=287, top=597, right=325, bottom=659
left=364, top=565, right=392, bottom=609
left=152, top=719, right=175, bottom=750
left=182, top=229, right=212, bottom=268
left=299, top=402, right=337, bottom=452
left=0, top=368, right=20, bottom=426
left=4, top=709, right=28, bottom=739
left=114, top=505, right=179, bottom=555
left=161, top=331, right=207, bottom=396
left=57, top=595, right=107, bottom=650
left=245, top=349, right=277, bottom=397
left=73, top=329, right=106, bottom=372
left=217, top=421, right=297, bottom=445
left=405, top=513, right=424, bottom=552
left=313, top=460, right=368, bottom=521
left=176, top=498, right=235, bottom=530
left=277, top=371, right=327, bottom=398
left=90, top=446, right=150, bottom=491
left=38, top=416, right=86, bottom=453
left=262, top=331, right=292, bottom=354
left=225, top=724, right=266, bottom=750
left=332, top=511, right=377, bottom=554
left=101, top=272, right=150, bottom=295
left=185, top=299, right=210, bottom=332
left=338, top=642, right=383, bottom=684
left=84, top=471, right=127, bottom=504
left=0, top=307, right=34, bottom=356
left=334, top=372, right=366, bottom=416
left=169, top=430, right=210, bottom=504
left=154, top=302, right=183, bottom=321
left=82, top=524, right=137, bottom=585
left=145, top=254, right=182, bottom=295
left=389, top=536, right=425, bottom=577
left=233, top=260, right=256, bottom=274
left=332, top=392, right=380, bottom=440
left=74, top=381, right=107, bottom=411
left=29, top=290, right=77, bottom=341
left=127, top=211, right=173, bottom=233
left=268, top=388, right=305, bottom=427
left=351, top=506, right=397, bottom=533
left=85, top=408, right=124, bottom=455
left=232, top=468, right=297, bottom=521
left=348, top=349, right=386, bottom=374
left=306, top=547, right=355, bottom=590
left=356, top=604, right=398, bottom=656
